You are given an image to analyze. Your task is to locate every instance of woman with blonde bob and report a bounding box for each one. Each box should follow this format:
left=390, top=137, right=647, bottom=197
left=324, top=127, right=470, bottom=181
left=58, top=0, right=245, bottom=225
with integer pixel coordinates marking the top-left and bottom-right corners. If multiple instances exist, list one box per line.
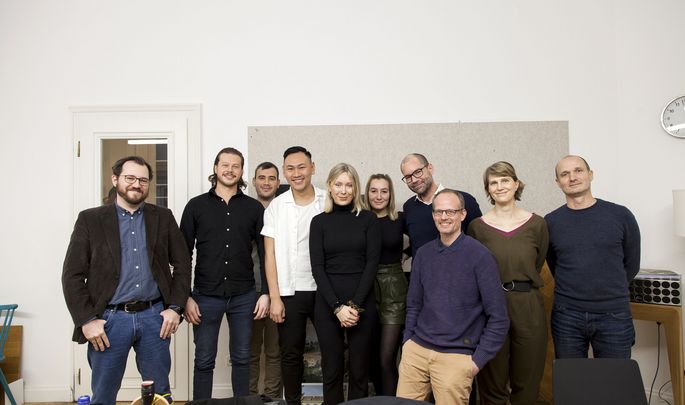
left=309, top=163, right=381, bottom=404
left=467, top=161, right=549, bottom=405
left=363, top=173, right=407, bottom=396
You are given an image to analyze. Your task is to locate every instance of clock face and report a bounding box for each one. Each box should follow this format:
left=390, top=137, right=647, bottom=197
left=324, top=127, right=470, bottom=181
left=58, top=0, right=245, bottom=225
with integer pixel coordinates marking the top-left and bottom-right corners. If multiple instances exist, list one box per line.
left=662, top=95, right=685, bottom=138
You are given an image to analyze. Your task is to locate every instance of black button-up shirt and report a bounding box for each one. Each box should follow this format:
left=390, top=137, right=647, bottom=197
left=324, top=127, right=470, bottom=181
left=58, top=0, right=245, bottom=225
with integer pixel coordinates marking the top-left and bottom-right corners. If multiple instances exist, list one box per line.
left=180, top=188, right=266, bottom=297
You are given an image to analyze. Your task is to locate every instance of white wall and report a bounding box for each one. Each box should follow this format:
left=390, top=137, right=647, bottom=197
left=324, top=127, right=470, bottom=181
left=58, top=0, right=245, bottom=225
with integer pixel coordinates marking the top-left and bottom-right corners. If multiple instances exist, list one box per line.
left=1, top=0, right=684, bottom=401
left=614, top=2, right=685, bottom=399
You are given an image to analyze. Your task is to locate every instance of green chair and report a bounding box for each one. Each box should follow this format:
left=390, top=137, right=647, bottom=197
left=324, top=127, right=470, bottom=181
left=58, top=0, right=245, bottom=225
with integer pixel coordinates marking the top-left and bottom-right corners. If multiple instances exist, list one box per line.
left=0, top=304, right=18, bottom=405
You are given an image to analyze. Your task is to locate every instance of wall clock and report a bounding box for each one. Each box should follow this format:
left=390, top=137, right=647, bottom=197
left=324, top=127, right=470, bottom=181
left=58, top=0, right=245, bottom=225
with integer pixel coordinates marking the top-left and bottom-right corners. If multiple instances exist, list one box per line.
left=661, top=95, right=685, bottom=138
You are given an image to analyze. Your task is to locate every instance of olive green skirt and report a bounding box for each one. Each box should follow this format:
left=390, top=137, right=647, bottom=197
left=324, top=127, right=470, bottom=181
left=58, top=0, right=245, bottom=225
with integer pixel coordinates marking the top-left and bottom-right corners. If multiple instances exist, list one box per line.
left=374, top=263, right=408, bottom=325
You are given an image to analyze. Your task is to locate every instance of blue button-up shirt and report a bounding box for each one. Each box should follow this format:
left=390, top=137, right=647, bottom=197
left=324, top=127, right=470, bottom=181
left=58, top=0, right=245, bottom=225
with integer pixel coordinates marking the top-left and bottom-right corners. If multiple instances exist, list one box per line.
left=109, top=203, right=161, bottom=304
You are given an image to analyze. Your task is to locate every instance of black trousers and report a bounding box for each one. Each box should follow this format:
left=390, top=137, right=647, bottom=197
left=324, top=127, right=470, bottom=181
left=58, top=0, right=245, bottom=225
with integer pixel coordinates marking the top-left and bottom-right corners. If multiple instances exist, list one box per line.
left=278, top=291, right=316, bottom=405
left=314, top=274, right=378, bottom=405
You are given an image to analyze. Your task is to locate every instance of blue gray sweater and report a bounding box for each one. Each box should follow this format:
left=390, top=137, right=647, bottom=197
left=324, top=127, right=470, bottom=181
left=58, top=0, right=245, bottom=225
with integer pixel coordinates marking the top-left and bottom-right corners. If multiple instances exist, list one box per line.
left=404, top=233, right=509, bottom=369
left=545, top=199, right=641, bottom=313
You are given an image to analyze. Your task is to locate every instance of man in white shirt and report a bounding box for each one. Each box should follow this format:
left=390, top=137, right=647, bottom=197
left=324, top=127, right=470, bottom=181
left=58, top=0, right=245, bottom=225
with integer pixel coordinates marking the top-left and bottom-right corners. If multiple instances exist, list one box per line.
left=262, top=146, right=325, bottom=405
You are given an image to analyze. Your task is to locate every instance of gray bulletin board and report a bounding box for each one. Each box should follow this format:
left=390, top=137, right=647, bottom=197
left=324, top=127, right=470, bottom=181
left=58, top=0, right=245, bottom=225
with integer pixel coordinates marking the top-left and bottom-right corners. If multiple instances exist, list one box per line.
left=248, top=121, right=568, bottom=217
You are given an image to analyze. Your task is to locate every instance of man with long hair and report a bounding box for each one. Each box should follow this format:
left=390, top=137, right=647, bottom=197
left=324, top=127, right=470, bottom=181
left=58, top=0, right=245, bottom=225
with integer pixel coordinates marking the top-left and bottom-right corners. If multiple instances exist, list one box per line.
left=180, top=147, right=269, bottom=398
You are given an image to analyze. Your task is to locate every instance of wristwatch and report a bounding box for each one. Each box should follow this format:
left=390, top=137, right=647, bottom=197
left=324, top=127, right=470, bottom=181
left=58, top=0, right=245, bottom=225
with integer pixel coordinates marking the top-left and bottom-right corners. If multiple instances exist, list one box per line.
left=168, top=305, right=183, bottom=317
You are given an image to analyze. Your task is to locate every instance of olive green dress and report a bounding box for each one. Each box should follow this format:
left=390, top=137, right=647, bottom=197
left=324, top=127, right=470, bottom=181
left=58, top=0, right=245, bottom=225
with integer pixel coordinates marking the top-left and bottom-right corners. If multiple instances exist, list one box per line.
left=468, top=214, right=549, bottom=405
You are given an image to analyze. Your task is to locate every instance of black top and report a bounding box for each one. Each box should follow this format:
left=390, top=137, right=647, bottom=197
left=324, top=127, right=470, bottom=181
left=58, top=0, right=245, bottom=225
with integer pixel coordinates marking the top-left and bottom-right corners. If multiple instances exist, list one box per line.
left=180, top=188, right=266, bottom=297
left=378, top=212, right=405, bottom=265
left=309, top=204, right=381, bottom=309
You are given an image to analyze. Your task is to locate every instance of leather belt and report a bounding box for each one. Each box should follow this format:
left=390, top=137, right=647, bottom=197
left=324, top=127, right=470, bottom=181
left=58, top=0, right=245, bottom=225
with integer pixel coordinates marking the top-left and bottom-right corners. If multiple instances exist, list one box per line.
left=377, top=263, right=403, bottom=274
left=502, top=280, right=534, bottom=292
left=106, top=297, right=163, bottom=313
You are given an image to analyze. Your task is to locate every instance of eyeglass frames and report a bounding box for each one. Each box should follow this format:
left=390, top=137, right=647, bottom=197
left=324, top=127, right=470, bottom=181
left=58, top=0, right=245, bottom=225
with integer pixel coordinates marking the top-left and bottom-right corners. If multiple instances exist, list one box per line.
left=120, top=175, right=150, bottom=186
left=401, top=164, right=429, bottom=184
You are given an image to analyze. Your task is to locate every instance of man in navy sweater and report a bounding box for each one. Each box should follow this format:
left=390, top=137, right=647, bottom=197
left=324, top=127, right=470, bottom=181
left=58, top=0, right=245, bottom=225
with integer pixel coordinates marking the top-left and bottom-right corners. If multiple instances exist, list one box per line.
left=400, top=153, right=482, bottom=258
left=545, top=155, right=641, bottom=358
left=397, top=189, right=508, bottom=405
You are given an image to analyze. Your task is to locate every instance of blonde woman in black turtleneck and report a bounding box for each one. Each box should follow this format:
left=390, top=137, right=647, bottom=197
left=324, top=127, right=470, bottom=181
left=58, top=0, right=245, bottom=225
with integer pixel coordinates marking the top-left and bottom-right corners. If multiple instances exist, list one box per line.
left=309, top=163, right=381, bottom=404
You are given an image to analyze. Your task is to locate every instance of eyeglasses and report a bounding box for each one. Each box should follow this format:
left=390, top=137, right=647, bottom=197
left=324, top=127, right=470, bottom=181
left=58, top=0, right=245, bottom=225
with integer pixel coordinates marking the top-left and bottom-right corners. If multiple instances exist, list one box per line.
left=121, top=175, right=150, bottom=186
left=401, top=164, right=429, bottom=183
left=432, top=208, right=464, bottom=218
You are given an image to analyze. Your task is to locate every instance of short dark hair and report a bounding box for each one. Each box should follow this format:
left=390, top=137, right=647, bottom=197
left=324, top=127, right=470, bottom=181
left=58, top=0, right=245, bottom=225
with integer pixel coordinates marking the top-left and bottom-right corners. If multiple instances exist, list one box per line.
left=283, top=146, right=312, bottom=161
left=208, top=147, right=247, bottom=189
left=112, top=156, right=154, bottom=181
left=433, top=188, right=465, bottom=210
left=255, top=161, right=279, bottom=177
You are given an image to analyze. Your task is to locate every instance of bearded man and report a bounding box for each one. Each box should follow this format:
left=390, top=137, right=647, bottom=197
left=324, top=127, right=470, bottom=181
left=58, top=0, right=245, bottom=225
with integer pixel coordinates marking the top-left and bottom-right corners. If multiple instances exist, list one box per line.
left=180, top=147, right=269, bottom=399
left=62, top=155, right=191, bottom=405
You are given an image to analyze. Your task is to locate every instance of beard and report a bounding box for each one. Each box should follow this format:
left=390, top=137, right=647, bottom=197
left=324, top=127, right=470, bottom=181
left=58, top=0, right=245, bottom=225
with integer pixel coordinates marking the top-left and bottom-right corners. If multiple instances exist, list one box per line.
left=410, top=177, right=433, bottom=198
left=216, top=171, right=241, bottom=188
left=116, top=183, right=149, bottom=206
left=256, top=188, right=276, bottom=200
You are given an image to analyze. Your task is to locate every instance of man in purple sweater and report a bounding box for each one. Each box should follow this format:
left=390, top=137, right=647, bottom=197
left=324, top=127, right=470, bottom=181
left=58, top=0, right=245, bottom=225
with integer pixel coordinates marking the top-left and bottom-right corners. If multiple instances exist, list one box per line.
left=397, top=189, right=509, bottom=405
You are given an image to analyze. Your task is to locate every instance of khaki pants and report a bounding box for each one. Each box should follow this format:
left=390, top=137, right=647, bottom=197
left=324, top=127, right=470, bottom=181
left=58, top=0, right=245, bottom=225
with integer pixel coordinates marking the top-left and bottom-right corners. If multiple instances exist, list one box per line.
left=249, top=316, right=282, bottom=399
left=397, top=339, right=474, bottom=405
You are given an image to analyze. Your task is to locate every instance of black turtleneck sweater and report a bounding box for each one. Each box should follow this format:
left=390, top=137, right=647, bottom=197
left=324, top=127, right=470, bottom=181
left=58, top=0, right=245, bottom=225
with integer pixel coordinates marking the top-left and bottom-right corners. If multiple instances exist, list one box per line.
left=378, top=212, right=405, bottom=265
left=309, top=203, right=381, bottom=309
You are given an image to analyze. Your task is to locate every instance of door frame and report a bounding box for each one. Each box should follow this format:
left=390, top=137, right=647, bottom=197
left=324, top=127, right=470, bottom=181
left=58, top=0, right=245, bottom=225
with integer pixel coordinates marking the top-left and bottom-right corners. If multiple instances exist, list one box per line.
left=70, top=104, right=202, bottom=401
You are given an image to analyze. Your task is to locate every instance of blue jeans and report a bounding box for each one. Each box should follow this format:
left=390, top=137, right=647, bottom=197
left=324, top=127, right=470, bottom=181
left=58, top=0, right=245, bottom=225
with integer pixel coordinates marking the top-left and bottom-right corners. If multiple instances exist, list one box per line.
left=88, top=301, right=171, bottom=405
left=551, top=304, right=635, bottom=359
left=192, top=290, right=256, bottom=399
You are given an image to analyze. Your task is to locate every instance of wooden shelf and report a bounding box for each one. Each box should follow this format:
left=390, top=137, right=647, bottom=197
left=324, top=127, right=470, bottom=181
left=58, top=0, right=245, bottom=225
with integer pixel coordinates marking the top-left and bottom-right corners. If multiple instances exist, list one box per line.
left=631, top=303, right=684, bottom=405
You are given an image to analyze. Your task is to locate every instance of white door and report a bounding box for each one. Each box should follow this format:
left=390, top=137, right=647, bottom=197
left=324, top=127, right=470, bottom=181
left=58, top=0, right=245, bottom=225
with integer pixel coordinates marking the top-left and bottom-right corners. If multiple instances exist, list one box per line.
left=71, top=105, right=202, bottom=401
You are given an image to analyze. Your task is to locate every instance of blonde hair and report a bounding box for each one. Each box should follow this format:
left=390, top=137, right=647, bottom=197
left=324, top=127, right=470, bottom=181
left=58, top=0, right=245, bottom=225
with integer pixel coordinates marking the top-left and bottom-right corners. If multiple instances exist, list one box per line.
left=324, top=163, right=364, bottom=215
left=363, top=174, right=399, bottom=221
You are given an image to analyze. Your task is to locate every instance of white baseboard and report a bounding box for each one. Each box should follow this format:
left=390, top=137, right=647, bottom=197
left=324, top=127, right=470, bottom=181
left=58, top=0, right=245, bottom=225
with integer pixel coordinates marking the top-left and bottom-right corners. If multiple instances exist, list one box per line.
left=211, top=384, right=234, bottom=399
left=23, top=385, right=72, bottom=402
